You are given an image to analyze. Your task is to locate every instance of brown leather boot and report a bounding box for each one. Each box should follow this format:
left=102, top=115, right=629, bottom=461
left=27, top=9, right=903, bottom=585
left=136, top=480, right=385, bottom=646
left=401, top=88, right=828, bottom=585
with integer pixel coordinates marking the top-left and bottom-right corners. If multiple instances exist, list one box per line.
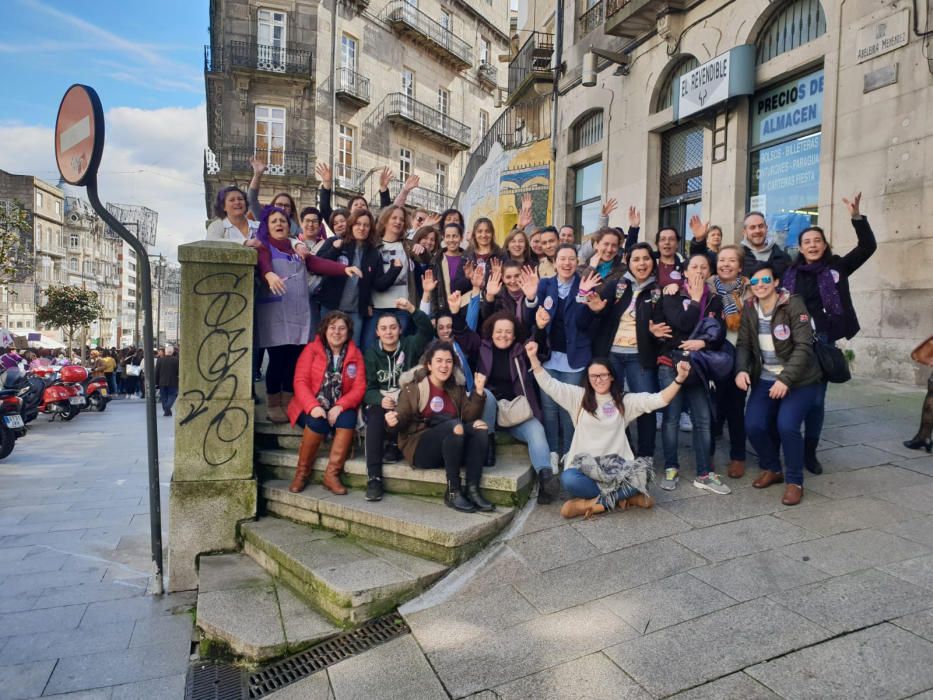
left=322, top=428, right=354, bottom=495
left=727, top=460, right=746, bottom=479
left=626, top=493, right=655, bottom=509
left=266, top=393, right=288, bottom=423
left=559, top=497, right=605, bottom=519
left=289, top=428, right=325, bottom=493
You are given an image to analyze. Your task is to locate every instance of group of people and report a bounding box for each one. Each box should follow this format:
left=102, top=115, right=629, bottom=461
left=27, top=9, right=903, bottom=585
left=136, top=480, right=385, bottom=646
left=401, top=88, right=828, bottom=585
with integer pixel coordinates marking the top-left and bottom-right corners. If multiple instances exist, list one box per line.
left=206, top=157, right=880, bottom=517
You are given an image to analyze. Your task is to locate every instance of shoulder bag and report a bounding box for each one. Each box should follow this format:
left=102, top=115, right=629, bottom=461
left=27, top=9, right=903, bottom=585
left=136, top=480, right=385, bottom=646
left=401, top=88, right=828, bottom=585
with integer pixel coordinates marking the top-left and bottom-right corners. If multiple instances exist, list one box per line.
left=496, top=358, right=534, bottom=427
left=813, top=336, right=851, bottom=383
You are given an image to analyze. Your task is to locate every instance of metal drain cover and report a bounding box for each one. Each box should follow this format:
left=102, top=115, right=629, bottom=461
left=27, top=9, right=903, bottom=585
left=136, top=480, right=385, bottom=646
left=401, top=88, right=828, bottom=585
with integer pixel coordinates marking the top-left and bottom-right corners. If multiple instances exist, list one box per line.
left=186, top=661, right=244, bottom=700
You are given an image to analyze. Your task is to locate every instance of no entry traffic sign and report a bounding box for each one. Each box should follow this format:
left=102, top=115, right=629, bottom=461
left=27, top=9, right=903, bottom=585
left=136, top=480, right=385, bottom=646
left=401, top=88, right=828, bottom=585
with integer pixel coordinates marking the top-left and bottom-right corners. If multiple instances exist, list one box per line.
left=54, top=84, right=105, bottom=186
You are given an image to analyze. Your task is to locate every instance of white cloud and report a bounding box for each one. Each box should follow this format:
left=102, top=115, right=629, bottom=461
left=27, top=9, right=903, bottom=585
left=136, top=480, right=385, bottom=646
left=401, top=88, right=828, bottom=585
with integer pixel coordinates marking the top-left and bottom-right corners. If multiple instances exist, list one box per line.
left=0, top=104, right=207, bottom=263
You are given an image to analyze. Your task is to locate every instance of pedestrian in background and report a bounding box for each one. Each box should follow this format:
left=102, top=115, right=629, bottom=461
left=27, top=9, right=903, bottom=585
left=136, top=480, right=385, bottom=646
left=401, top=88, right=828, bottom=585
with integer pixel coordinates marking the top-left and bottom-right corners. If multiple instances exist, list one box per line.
left=155, top=346, right=179, bottom=417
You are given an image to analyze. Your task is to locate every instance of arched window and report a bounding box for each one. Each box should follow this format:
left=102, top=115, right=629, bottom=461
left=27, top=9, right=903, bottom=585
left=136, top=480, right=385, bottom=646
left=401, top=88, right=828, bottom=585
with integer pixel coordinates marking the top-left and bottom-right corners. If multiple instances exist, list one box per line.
left=756, top=0, right=826, bottom=65
left=654, top=56, right=699, bottom=113
left=570, top=110, right=604, bottom=152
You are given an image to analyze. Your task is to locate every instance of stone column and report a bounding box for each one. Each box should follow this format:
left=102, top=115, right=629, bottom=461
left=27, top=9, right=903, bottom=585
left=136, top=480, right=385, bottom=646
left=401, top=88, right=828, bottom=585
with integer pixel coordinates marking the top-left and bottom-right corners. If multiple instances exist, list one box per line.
left=168, top=241, right=258, bottom=591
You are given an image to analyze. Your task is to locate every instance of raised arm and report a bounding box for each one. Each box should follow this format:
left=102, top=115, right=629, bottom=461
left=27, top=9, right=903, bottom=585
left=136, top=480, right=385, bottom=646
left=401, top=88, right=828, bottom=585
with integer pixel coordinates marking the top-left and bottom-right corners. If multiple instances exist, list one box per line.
left=525, top=341, right=584, bottom=419
left=839, top=194, right=877, bottom=275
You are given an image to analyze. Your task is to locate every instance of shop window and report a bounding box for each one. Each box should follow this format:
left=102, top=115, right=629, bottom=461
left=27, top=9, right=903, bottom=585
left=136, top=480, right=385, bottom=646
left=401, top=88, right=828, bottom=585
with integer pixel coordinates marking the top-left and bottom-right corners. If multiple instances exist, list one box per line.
left=659, top=125, right=704, bottom=250
left=570, top=110, right=604, bottom=152
left=756, top=0, right=826, bottom=65
left=572, top=160, right=603, bottom=235
left=655, top=56, right=699, bottom=113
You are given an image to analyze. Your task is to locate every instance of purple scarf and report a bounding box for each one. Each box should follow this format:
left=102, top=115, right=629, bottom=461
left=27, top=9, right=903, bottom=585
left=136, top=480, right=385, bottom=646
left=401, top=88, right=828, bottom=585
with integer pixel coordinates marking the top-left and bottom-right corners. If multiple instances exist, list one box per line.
left=783, top=262, right=843, bottom=316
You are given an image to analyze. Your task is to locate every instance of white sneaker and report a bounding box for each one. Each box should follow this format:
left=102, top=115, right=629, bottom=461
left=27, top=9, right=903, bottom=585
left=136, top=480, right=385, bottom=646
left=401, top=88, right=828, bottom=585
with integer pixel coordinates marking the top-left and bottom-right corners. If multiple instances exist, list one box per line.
left=679, top=413, right=693, bottom=432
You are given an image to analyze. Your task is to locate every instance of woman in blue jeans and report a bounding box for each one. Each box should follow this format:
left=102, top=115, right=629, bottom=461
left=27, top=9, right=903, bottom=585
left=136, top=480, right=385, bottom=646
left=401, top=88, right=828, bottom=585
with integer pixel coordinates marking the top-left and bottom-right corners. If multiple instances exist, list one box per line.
left=579, top=242, right=660, bottom=459
left=526, top=341, right=692, bottom=519
left=651, top=253, right=729, bottom=495
left=736, top=263, right=823, bottom=506
left=448, top=291, right=557, bottom=503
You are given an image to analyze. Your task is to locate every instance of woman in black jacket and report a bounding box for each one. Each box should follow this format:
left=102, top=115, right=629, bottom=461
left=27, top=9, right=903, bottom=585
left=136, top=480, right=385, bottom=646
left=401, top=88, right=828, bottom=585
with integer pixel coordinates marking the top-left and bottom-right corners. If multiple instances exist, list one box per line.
left=578, top=242, right=660, bottom=459
left=782, top=193, right=877, bottom=474
left=316, top=210, right=401, bottom=347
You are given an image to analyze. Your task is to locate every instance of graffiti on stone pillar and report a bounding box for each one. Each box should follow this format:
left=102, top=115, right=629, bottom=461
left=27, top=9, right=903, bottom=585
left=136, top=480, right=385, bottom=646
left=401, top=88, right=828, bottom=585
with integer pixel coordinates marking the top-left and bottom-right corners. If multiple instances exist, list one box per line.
left=179, top=271, right=250, bottom=466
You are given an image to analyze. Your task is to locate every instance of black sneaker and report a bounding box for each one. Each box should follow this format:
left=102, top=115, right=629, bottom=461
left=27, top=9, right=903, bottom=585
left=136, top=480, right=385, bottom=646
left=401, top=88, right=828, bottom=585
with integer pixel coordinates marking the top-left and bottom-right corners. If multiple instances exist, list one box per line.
left=537, top=468, right=559, bottom=505
left=365, top=479, right=384, bottom=502
left=383, top=443, right=403, bottom=464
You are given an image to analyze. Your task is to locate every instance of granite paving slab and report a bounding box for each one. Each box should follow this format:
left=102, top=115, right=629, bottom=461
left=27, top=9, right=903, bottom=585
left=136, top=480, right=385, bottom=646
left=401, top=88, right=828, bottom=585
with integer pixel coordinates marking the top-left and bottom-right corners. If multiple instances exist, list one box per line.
left=775, top=495, right=923, bottom=535
left=875, top=482, right=933, bottom=514
left=667, top=672, right=782, bottom=699
left=673, top=514, right=816, bottom=562
left=779, top=528, right=932, bottom=576
left=689, top=550, right=830, bottom=602
left=43, top=641, right=190, bottom=695
left=491, top=651, right=652, bottom=700
left=892, top=608, right=933, bottom=642
left=657, top=486, right=814, bottom=528
left=880, top=552, right=933, bottom=590
left=0, top=659, right=56, bottom=700
left=328, top=635, right=446, bottom=700
left=893, top=455, right=933, bottom=476
left=571, top=504, right=694, bottom=553
left=508, top=522, right=600, bottom=572
left=809, top=444, right=903, bottom=473
left=803, top=465, right=932, bottom=500
left=265, top=670, right=333, bottom=700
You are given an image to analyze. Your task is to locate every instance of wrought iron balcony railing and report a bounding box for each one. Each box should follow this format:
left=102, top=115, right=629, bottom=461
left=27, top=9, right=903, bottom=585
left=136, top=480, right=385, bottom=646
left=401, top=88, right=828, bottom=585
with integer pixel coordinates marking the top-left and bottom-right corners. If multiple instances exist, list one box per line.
left=335, top=67, right=371, bottom=105
left=578, top=1, right=606, bottom=36
left=507, top=31, right=555, bottom=101
left=334, top=165, right=367, bottom=193
left=380, top=93, right=471, bottom=149
left=375, top=178, right=452, bottom=213
left=204, top=145, right=315, bottom=178
left=606, top=0, right=631, bottom=16
left=382, top=1, right=472, bottom=68
left=478, top=61, right=498, bottom=87
left=203, top=41, right=313, bottom=76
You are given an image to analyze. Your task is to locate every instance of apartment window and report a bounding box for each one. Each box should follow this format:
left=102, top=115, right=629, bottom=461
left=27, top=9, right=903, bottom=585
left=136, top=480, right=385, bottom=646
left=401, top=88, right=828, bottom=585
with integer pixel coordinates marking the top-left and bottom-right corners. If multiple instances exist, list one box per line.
left=399, top=148, right=413, bottom=181
left=402, top=69, right=415, bottom=106
left=480, top=38, right=491, bottom=65
left=570, top=110, right=604, bottom=152
left=341, top=34, right=358, bottom=71
left=36, top=191, right=43, bottom=208
left=128, top=276, right=136, bottom=285
left=255, top=106, right=286, bottom=171
left=129, top=262, right=136, bottom=272
left=257, top=8, right=287, bottom=72
left=337, top=125, right=355, bottom=181
left=435, top=162, right=448, bottom=193
left=55, top=201, right=61, bottom=216
left=440, top=10, right=452, bottom=31
left=479, top=110, right=489, bottom=137
left=437, top=88, right=450, bottom=115
left=572, top=160, right=603, bottom=236
left=70, top=232, right=80, bottom=247
left=69, top=257, right=78, bottom=272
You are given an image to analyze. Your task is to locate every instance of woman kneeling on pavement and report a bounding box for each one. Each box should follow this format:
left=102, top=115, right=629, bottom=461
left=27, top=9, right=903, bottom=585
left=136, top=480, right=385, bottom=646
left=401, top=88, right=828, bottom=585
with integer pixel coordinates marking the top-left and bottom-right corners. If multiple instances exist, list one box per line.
left=287, top=311, right=365, bottom=495
left=735, top=263, right=823, bottom=506
left=387, top=342, right=493, bottom=514
left=526, top=340, right=693, bottom=519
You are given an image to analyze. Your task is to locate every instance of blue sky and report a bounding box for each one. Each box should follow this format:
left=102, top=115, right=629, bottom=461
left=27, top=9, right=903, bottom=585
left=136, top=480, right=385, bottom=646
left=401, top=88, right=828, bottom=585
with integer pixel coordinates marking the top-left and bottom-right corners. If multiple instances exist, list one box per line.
left=0, top=0, right=210, bottom=260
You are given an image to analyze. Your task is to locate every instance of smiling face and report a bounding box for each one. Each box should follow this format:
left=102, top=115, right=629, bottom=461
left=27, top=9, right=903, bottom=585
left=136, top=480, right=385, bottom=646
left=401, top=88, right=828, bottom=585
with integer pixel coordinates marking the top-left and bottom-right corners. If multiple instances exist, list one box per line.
left=743, top=214, right=768, bottom=248
left=507, top=233, right=527, bottom=259
left=272, top=196, right=292, bottom=215
left=325, top=318, right=349, bottom=350
left=491, top=319, right=515, bottom=350
left=540, top=231, right=559, bottom=259
left=657, top=229, right=678, bottom=258
left=302, top=212, right=321, bottom=241
left=384, top=209, right=406, bottom=241
left=800, top=229, right=828, bottom=263
left=707, top=226, right=723, bottom=250
left=444, top=212, right=463, bottom=227
left=503, top=265, right=521, bottom=292
left=628, top=247, right=654, bottom=282
left=268, top=211, right=290, bottom=240
left=555, top=247, right=578, bottom=280
left=716, top=248, right=741, bottom=282
left=473, top=222, right=493, bottom=250
left=559, top=226, right=575, bottom=245
left=594, top=232, right=620, bottom=263
left=412, top=211, right=429, bottom=229
left=435, top=316, right=453, bottom=342
left=352, top=214, right=371, bottom=241
left=419, top=230, right=438, bottom=252
left=349, top=196, right=368, bottom=214
left=376, top=314, right=400, bottom=349
left=443, top=226, right=462, bottom=253
left=427, top=349, right=454, bottom=382
left=224, top=190, right=247, bottom=218
left=587, top=362, right=614, bottom=393
left=332, top=213, right=347, bottom=236
left=529, top=232, right=543, bottom=256
left=749, top=267, right=778, bottom=300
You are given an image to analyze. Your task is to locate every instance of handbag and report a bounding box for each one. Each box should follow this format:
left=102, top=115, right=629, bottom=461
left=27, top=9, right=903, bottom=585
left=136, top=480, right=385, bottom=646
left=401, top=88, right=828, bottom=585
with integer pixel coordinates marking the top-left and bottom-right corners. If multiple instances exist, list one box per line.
left=126, top=364, right=142, bottom=377
left=813, top=337, right=851, bottom=383
left=496, top=358, right=534, bottom=428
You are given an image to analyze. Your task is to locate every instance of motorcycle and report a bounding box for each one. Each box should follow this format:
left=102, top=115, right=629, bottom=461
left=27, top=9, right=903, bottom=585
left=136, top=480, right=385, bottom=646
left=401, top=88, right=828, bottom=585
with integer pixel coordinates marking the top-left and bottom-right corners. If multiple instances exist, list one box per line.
left=83, top=373, right=111, bottom=412
left=1, top=367, right=42, bottom=425
left=27, top=365, right=85, bottom=421
left=0, top=390, right=25, bottom=459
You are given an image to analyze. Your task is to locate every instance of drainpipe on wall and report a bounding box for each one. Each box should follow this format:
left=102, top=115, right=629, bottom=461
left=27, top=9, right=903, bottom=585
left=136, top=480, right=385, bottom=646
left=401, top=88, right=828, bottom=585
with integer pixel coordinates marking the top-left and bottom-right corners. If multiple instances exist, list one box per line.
left=329, top=0, right=338, bottom=180
left=551, top=0, right=564, bottom=164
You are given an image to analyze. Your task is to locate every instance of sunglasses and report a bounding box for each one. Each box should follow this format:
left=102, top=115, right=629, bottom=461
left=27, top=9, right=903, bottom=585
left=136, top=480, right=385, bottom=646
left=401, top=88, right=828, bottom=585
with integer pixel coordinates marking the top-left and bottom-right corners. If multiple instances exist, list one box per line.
left=749, top=276, right=773, bottom=286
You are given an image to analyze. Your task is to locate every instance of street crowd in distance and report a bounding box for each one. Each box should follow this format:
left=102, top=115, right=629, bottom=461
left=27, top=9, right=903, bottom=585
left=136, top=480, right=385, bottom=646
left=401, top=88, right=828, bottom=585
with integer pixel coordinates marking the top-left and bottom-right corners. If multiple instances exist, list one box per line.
left=201, top=154, right=908, bottom=518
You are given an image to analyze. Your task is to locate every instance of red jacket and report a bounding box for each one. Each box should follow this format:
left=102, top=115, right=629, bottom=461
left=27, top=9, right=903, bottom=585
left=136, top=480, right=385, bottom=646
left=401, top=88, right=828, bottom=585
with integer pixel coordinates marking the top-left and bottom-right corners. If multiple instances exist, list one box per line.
left=287, top=337, right=366, bottom=426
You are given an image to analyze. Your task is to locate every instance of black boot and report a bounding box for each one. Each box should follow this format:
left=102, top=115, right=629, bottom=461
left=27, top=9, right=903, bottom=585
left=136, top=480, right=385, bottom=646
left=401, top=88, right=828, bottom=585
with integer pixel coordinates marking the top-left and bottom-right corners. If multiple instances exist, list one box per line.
left=383, top=442, right=403, bottom=464
left=445, top=481, right=476, bottom=512
left=537, top=468, right=559, bottom=505
left=465, top=483, right=495, bottom=512
left=485, top=435, right=496, bottom=467
left=365, top=478, right=384, bottom=502
left=804, top=438, right=823, bottom=475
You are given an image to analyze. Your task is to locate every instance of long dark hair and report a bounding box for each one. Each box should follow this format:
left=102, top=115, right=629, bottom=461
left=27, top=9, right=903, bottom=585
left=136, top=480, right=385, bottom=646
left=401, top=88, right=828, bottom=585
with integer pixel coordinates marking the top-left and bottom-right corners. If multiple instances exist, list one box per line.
left=342, top=209, right=378, bottom=247
left=421, top=340, right=460, bottom=389
left=626, top=242, right=657, bottom=274
left=581, top=358, right=625, bottom=418
left=794, top=225, right=833, bottom=263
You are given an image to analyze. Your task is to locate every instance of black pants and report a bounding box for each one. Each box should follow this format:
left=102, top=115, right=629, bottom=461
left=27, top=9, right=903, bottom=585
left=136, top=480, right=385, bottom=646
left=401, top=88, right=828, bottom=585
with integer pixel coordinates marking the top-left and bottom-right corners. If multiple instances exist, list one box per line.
left=365, top=404, right=399, bottom=480
left=265, top=345, right=304, bottom=394
left=712, top=378, right=747, bottom=461
left=413, top=420, right=487, bottom=491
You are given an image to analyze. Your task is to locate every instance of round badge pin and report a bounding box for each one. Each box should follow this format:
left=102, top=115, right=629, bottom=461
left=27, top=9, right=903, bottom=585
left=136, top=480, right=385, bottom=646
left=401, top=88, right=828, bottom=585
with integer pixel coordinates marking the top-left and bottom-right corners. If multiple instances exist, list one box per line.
left=347, top=363, right=357, bottom=378
left=543, top=296, right=554, bottom=311
left=774, top=324, right=791, bottom=341
left=429, top=396, right=445, bottom=412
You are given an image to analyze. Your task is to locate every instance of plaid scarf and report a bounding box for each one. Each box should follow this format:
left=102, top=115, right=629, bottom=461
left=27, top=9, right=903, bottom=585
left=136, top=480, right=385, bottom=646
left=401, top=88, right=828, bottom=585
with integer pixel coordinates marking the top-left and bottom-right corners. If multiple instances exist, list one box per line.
left=316, top=344, right=347, bottom=410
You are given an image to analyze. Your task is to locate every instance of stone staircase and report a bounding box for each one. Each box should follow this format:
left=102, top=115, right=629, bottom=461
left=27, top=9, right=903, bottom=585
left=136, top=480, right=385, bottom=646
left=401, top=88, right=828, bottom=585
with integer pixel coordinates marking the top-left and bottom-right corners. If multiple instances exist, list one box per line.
left=195, top=419, right=534, bottom=661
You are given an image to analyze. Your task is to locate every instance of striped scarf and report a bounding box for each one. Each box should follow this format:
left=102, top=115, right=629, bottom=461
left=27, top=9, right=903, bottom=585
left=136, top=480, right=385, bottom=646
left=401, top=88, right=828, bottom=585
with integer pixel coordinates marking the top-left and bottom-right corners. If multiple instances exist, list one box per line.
left=713, top=277, right=746, bottom=316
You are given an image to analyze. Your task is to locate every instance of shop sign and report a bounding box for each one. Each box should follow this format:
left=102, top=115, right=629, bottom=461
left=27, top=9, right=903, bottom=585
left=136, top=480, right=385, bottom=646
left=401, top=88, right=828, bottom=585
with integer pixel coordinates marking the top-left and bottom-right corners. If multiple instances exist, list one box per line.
left=751, top=69, right=824, bottom=147
left=673, top=45, right=756, bottom=121
left=856, top=9, right=909, bottom=64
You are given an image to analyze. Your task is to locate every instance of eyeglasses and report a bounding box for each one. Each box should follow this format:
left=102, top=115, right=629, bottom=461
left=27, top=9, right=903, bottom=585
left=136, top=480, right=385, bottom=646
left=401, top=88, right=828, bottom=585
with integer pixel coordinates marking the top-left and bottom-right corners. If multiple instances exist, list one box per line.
left=749, top=276, right=773, bottom=286
left=588, top=373, right=612, bottom=381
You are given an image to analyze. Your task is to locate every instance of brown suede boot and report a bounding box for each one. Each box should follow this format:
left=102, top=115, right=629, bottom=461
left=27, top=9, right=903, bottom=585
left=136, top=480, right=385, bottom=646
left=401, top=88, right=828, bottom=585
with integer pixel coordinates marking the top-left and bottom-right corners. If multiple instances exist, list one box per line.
left=322, top=428, right=354, bottom=495
left=289, top=428, right=325, bottom=493
left=626, top=493, right=655, bottom=509
left=266, top=393, right=288, bottom=423
left=727, top=460, right=746, bottom=479
left=559, top=497, right=605, bottom=519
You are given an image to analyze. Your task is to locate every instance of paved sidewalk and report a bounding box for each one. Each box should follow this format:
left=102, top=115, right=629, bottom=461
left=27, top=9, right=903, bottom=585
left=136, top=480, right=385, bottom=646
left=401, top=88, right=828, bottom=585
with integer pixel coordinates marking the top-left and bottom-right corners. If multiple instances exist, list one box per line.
left=0, top=399, right=193, bottom=700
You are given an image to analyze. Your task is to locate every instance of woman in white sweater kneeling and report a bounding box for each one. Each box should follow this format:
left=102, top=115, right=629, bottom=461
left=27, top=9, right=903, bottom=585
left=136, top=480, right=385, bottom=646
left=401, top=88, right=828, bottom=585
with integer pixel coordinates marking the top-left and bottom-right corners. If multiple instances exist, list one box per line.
left=526, top=341, right=691, bottom=519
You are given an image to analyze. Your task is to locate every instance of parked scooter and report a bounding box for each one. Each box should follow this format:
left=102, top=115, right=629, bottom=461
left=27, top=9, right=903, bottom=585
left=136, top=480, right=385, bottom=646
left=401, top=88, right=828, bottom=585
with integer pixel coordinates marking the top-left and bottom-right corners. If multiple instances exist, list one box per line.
left=0, top=390, right=25, bottom=459
left=1, top=367, right=42, bottom=425
left=27, top=365, right=85, bottom=421
left=83, top=373, right=110, bottom=412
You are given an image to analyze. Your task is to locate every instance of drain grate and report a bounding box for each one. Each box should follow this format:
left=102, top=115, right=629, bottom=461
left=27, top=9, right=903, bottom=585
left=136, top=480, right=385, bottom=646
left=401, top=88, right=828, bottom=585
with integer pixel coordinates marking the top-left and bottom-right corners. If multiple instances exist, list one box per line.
left=247, top=613, right=411, bottom=698
left=186, top=661, right=245, bottom=700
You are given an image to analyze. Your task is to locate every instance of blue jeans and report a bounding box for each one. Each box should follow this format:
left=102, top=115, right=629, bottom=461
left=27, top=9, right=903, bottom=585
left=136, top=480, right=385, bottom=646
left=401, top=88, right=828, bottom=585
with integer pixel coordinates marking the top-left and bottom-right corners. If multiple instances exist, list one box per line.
left=658, top=364, right=713, bottom=477
left=561, top=468, right=640, bottom=501
left=609, top=353, right=659, bottom=458
left=160, top=386, right=178, bottom=415
left=482, top=393, right=551, bottom=472
left=363, top=308, right=411, bottom=352
left=320, top=307, right=363, bottom=349
left=298, top=409, right=357, bottom=435
left=744, top=380, right=821, bottom=486
left=540, top=368, right=584, bottom=456
left=804, top=381, right=827, bottom=442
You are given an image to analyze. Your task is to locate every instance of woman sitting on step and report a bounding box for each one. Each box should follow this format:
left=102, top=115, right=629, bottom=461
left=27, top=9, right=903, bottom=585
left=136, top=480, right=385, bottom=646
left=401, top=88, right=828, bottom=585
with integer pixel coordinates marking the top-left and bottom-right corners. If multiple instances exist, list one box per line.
left=386, top=341, right=493, bottom=514
left=525, top=340, right=692, bottom=519
left=287, top=311, right=366, bottom=495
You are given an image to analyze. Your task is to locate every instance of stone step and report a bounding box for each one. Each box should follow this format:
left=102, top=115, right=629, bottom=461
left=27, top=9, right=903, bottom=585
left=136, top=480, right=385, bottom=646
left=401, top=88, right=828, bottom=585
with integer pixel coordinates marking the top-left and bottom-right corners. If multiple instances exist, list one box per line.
left=241, top=517, right=447, bottom=626
left=261, top=479, right=515, bottom=565
left=256, top=448, right=534, bottom=507
left=196, top=553, right=339, bottom=661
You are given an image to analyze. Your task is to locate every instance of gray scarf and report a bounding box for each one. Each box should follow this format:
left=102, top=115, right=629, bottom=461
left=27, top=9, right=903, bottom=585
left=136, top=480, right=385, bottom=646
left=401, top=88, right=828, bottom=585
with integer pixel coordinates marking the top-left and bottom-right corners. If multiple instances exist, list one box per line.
left=570, top=453, right=654, bottom=511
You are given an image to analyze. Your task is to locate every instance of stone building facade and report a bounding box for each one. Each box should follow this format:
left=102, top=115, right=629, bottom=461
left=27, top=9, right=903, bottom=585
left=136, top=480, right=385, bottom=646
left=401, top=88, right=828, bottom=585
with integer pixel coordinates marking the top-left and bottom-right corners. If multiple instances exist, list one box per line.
left=203, top=0, right=511, bottom=218
left=505, top=0, right=932, bottom=384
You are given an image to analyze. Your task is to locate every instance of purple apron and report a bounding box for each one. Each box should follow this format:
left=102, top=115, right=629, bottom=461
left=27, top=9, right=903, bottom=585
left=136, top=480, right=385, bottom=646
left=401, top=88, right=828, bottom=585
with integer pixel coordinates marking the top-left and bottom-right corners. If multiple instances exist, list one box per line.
left=256, top=244, right=312, bottom=347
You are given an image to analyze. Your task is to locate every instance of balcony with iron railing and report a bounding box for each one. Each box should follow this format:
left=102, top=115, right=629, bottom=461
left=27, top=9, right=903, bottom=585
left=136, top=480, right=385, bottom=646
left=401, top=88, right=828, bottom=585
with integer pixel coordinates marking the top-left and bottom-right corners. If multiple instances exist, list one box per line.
left=335, top=67, right=371, bottom=107
left=507, top=32, right=555, bottom=105
left=379, top=93, right=471, bottom=149
left=204, top=143, right=315, bottom=179
left=477, top=61, right=498, bottom=89
left=605, top=0, right=687, bottom=38
left=373, top=178, right=452, bottom=213
left=382, top=1, right=472, bottom=69
left=202, top=40, right=313, bottom=77
left=334, top=165, right=367, bottom=193
left=578, top=1, right=606, bottom=37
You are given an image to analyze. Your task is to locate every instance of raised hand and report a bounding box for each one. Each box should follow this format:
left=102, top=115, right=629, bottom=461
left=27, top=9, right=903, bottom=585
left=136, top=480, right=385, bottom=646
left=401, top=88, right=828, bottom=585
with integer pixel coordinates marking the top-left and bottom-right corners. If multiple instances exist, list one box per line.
left=447, top=290, right=463, bottom=315
left=688, top=214, right=709, bottom=242
left=517, top=193, right=534, bottom=229
left=579, top=270, right=603, bottom=294
left=473, top=373, right=487, bottom=394
left=250, top=155, right=267, bottom=175
left=411, top=243, right=426, bottom=256
left=379, top=166, right=393, bottom=191
left=843, top=192, right=862, bottom=218
left=425, top=213, right=442, bottom=227
left=649, top=320, right=672, bottom=339
left=524, top=340, right=539, bottom=361
left=519, top=265, right=539, bottom=300
left=421, top=270, right=438, bottom=294
left=403, top=174, right=420, bottom=192
left=675, top=360, right=691, bottom=384
left=535, top=306, right=550, bottom=329
left=394, top=298, right=415, bottom=313
left=315, top=162, right=333, bottom=188
left=485, top=265, right=502, bottom=299
left=628, top=205, right=641, bottom=228
left=470, top=263, right=485, bottom=291
left=584, top=293, right=608, bottom=313
left=601, top=197, right=618, bottom=218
